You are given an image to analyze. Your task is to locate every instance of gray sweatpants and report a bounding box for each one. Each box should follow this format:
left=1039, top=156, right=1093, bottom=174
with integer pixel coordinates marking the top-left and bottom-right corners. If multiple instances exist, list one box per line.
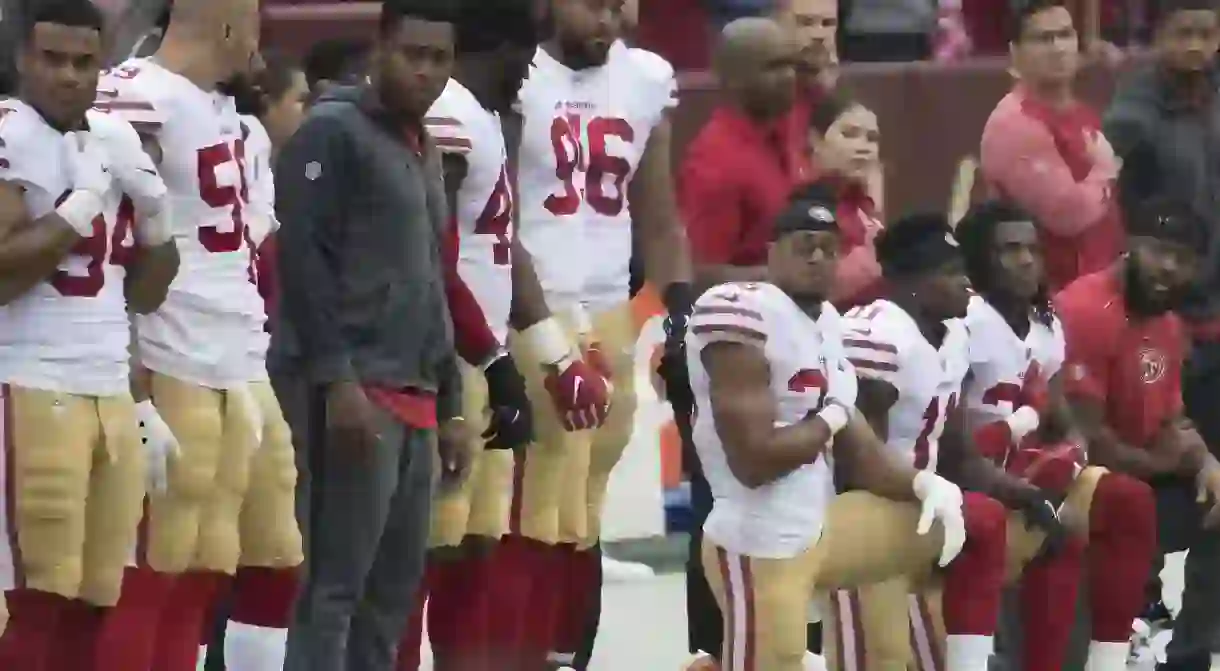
left=275, top=376, right=435, bottom=671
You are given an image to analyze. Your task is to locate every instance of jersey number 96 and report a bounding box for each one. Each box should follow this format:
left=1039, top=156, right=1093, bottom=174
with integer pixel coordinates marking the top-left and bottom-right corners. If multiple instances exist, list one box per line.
left=545, top=115, right=634, bottom=218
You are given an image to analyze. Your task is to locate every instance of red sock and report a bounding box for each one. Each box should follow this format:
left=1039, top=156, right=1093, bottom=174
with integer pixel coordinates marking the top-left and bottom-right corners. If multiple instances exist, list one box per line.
left=426, top=559, right=463, bottom=657
left=0, top=588, right=69, bottom=671
left=45, top=598, right=105, bottom=671
left=1019, top=538, right=1085, bottom=671
left=460, top=551, right=496, bottom=659
left=1087, top=472, right=1157, bottom=641
left=93, top=567, right=175, bottom=671
left=230, top=565, right=300, bottom=628
left=484, top=535, right=533, bottom=659
left=394, top=561, right=433, bottom=671
left=150, top=571, right=228, bottom=671
left=941, top=492, right=1007, bottom=636
left=555, top=546, right=598, bottom=655
left=511, top=537, right=559, bottom=665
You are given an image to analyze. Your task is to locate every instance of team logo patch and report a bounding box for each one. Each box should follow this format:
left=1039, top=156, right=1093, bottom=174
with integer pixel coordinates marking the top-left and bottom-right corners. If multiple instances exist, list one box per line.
left=1138, top=347, right=1167, bottom=384
left=304, top=161, right=322, bottom=181
left=807, top=205, right=835, bottom=223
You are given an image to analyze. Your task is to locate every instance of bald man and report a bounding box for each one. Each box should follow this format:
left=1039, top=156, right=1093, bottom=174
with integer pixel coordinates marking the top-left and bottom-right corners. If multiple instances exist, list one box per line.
left=678, top=18, right=808, bottom=671
left=91, top=1, right=295, bottom=670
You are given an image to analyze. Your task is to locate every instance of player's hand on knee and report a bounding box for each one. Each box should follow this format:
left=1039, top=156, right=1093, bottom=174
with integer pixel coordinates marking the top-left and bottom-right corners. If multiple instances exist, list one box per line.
left=1014, top=487, right=1069, bottom=556
left=482, top=353, right=534, bottom=451
left=135, top=400, right=180, bottom=493
left=912, top=470, right=966, bottom=566
left=544, top=356, right=612, bottom=432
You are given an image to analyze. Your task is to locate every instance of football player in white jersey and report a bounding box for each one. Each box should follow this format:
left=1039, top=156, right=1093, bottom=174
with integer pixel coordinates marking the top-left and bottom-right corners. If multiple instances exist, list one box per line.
left=950, top=202, right=1156, bottom=671
left=511, top=0, right=695, bottom=664
left=89, top=0, right=265, bottom=669
left=393, top=2, right=609, bottom=669
left=832, top=213, right=1068, bottom=671
left=691, top=184, right=1006, bottom=671
left=0, top=0, right=179, bottom=667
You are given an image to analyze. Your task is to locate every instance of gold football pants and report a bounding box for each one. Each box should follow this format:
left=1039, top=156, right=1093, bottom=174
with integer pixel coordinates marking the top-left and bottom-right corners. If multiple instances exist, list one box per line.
left=237, top=380, right=303, bottom=568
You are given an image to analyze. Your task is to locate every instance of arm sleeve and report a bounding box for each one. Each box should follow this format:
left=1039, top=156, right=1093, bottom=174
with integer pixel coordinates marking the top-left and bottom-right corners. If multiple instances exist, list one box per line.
left=980, top=109, right=1115, bottom=238
left=441, top=212, right=501, bottom=365
left=0, top=108, right=37, bottom=192
left=1054, top=292, right=1112, bottom=402
left=841, top=316, right=903, bottom=386
left=94, top=76, right=165, bottom=137
left=273, top=114, right=356, bottom=384
left=688, top=285, right=769, bottom=350
left=678, top=149, right=746, bottom=265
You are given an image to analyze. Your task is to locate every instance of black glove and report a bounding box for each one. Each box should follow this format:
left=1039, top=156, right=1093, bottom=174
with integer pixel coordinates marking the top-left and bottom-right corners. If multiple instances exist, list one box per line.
left=1016, top=489, right=1069, bottom=558
left=482, top=354, right=534, bottom=451
left=657, top=282, right=695, bottom=417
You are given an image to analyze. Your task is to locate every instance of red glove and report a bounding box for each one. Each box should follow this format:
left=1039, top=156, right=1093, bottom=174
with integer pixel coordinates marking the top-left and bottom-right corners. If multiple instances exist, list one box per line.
left=582, top=341, right=613, bottom=382
left=544, top=358, right=612, bottom=432
left=1019, top=361, right=1050, bottom=414
left=973, top=406, right=1041, bottom=466
left=1009, top=441, right=1086, bottom=494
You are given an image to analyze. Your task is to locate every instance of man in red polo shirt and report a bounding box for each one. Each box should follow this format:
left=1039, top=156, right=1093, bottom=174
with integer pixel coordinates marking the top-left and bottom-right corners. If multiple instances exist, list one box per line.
left=1056, top=199, right=1220, bottom=671
left=980, top=0, right=1123, bottom=291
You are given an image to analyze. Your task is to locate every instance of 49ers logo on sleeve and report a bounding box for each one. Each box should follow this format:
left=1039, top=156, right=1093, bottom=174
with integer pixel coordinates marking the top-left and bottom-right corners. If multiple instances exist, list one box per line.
left=1138, top=347, right=1167, bottom=384
left=545, top=110, right=635, bottom=217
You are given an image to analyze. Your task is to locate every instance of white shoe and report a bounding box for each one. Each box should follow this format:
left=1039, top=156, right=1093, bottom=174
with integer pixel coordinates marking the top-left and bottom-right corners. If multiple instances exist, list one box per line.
left=681, top=651, right=718, bottom=670
left=602, top=555, right=654, bottom=582
left=803, top=652, right=827, bottom=671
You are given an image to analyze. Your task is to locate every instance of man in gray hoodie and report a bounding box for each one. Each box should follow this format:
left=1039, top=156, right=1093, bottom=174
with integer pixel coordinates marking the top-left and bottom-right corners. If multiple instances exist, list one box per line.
left=1101, top=2, right=1220, bottom=670
left=270, top=1, right=466, bottom=669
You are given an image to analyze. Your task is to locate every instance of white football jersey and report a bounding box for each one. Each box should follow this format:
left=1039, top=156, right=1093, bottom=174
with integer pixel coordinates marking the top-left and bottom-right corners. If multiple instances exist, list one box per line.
left=842, top=300, right=971, bottom=473
left=962, top=295, right=1065, bottom=425
left=687, top=282, right=844, bottom=558
left=240, top=114, right=275, bottom=381
left=426, top=79, right=513, bottom=343
left=516, top=42, right=677, bottom=313
left=0, top=100, right=145, bottom=395
left=98, top=59, right=265, bottom=389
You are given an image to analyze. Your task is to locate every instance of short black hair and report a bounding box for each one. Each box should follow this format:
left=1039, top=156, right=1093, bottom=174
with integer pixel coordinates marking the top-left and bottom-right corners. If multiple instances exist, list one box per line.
left=1157, top=0, right=1218, bottom=27
left=303, top=38, right=369, bottom=89
left=875, top=212, right=958, bottom=277
left=1127, top=197, right=1211, bottom=250
left=456, top=0, right=538, bottom=53
left=22, top=0, right=105, bottom=40
left=955, top=200, right=1055, bottom=325
left=1009, top=0, right=1068, bottom=43
left=807, top=92, right=856, bottom=135
left=379, top=0, right=457, bottom=37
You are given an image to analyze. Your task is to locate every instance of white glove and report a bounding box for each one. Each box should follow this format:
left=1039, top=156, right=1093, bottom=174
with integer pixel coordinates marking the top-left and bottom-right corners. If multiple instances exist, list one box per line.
left=135, top=400, right=179, bottom=494
left=58, top=131, right=112, bottom=237
left=912, top=470, right=967, bottom=567
left=1005, top=405, right=1040, bottom=443
left=91, top=117, right=172, bottom=245
left=230, top=385, right=264, bottom=449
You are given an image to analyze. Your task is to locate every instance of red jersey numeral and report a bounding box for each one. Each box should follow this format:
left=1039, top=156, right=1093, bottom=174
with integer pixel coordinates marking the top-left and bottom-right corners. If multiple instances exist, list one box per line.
left=981, top=382, right=1021, bottom=411
left=475, top=166, right=513, bottom=265
left=197, top=140, right=249, bottom=253
left=543, top=115, right=635, bottom=217
left=50, top=193, right=136, bottom=298
left=913, top=392, right=957, bottom=470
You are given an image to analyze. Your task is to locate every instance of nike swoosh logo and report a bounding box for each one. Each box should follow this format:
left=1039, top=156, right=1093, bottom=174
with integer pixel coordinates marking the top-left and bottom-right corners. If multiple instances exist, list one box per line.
left=138, top=168, right=157, bottom=175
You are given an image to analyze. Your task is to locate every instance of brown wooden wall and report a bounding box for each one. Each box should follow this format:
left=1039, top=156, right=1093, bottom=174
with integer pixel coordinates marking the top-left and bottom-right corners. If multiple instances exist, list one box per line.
left=264, top=3, right=1130, bottom=218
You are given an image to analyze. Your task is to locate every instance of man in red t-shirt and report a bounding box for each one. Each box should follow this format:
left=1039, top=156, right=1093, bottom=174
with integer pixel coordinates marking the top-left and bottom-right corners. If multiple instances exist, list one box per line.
left=1056, top=199, right=1220, bottom=671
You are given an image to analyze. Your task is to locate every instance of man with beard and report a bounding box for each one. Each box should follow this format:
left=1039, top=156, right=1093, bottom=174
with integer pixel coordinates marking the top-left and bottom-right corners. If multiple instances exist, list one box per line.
left=1102, top=4, right=1220, bottom=668
left=1056, top=198, right=1220, bottom=671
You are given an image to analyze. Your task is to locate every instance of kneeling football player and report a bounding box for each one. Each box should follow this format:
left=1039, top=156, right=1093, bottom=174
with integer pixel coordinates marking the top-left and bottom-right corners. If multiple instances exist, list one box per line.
left=691, top=184, right=1009, bottom=671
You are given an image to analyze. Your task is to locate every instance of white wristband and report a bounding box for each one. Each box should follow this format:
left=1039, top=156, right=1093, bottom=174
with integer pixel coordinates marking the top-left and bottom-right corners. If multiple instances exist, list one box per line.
left=1005, top=406, right=1040, bottom=441
left=134, top=204, right=174, bottom=247
left=56, top=189, right=104, bottom=237
left=521, top=317, right=573, bottom=367
left=816, top=404, right=850, bottom=435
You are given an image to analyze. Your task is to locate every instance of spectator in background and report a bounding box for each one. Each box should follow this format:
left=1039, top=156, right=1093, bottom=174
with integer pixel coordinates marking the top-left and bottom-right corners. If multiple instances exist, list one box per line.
left=980, top=0, right=1122, bottom=292
left=1103, top=5, right=1220, bottom=669
left=841, top=0, right=937, bottom=61
left=772, top=0, right=841, bottom=168
left=676, top=17, right=802, bottom=669
left=302, top=37, right=368, bottom=99
left=805, top=94, right=886, bottom=308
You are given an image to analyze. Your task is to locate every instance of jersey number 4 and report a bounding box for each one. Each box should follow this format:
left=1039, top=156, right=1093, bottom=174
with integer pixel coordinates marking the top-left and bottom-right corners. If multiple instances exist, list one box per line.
left=476, top=166, right=513, bottom=266
left=914, top=392, right=958, bottom=471
left=51, top=193, right=136, bottom=298
left=545, top=115, right=634, bottom=217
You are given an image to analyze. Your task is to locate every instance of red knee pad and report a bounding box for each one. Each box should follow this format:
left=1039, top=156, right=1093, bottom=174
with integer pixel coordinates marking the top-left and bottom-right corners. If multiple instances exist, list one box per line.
left=942, top=492, right=1007, bottom=636
left=230, top=565, right=300, bottom=628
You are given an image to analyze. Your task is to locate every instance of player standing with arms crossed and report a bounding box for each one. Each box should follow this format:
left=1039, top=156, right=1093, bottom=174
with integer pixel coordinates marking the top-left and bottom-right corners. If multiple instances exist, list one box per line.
left=507, top=0, right=695, bottom=666
left=0, top=0, right=179, bottom=668
left=89, top=0, right=268, bottom=669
